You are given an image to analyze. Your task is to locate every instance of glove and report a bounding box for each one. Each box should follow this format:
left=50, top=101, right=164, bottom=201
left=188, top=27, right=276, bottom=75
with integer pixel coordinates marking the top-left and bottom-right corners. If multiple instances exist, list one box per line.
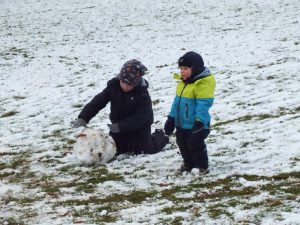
left=190, top=121, right=210, bottom=143
left=107, top=123, right=120, bottom=133
left=71, top=118, right=87, bottom=128
left=164, top=116, right=175, bottom=135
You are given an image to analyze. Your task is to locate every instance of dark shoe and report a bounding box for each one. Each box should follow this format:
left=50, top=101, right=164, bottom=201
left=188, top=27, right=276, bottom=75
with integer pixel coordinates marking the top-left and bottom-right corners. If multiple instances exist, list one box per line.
left=198, top=168, right=209, bottom=175
left=179, top=163, right=193, bottom=173
left=155, top=129, right=169, bottom=144
left=164, top=135, right=169, bottom=144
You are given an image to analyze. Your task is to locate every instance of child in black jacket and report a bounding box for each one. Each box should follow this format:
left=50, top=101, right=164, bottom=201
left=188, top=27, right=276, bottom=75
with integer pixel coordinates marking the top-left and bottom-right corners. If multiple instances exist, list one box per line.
left=72, top=59, right=168, bottom=155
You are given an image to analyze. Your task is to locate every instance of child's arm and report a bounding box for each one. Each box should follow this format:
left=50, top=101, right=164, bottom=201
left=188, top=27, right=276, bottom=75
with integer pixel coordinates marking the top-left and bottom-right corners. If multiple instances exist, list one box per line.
left=195, top=99, right=213, bottom=128
left=78, top=87, right=110, bottom=123
left=194, top=75, right=216, bottom=129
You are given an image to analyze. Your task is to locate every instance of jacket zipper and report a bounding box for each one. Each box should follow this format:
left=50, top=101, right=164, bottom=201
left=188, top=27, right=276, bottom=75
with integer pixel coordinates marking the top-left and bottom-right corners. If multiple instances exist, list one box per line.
left=185, top=103, right=188, bottom=118
left=177, top=83, right=187, bottom=127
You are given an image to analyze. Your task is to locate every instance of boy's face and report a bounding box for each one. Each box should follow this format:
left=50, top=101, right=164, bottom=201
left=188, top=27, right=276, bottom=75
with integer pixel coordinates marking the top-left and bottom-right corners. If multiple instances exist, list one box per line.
left=120, top=80, right=135, bottom=92
left=180, top=66, right=192, bottom=80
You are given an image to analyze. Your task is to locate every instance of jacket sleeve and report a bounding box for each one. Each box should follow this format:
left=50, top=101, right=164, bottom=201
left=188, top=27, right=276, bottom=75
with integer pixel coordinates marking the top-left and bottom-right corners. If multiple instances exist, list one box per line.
left=195, top=99, right=213, bottom=128
left=78, top=87, right=110, bottom=123
left=168, top=96, right=177, bottom=119
left=118, top=92, right=153, bottom=133
left=194, top=75, right=216, bottom=129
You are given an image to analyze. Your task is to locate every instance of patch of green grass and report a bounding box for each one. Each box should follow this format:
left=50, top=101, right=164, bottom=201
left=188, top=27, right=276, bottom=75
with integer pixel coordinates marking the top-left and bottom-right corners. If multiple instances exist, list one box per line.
left=161, top=205, right=189, bottom=214
left=0, top=162, right=7, bottom=170
left=0, top=171, right=15, bottom=178
left=56, top=166, right=123, bottom=193
left=87, top=83, right=95, bottom=87
left=226, top=199, right=241, bottom=207
left=152, top=99, right=160, bottom=105
left=75, top=183, right=95, bottom=193
left=94, top=64, right=102, bottom=69
left=260, top=181, right=290, bottom=195
left=222, top=131, right=234, bottom=135
left=291, top=157, right=300, bottom=162
left=67, top=139, right=76, bottom=145
left=72, top=104, right=83, bottom=108
left=159, top=216, right=185, bottom=225
left=47, top=171, right=300, bottom=223
left=243, top=198, right=283, bottom=210
left=159, top=176, right=258, bottom=203
left=5, top=152, right=36, bottom=185
left=173, top=216, right=184, bottom=225
left=13, top=95, right=26, bottom=100
left=9, top=152, right=32, bottom=169
left=236, top=174, right=265, bottom=181
left=57, top=189, right=158, bottom=207
left=156, top=64, right=169, bottom=68
left=213, top=106, right=300, bottom=127
left=71, top=207, right=117, bottom=224
left=241, top=142, right=251, bottom=148
left=10, top=47, right=26, bottom=54
left=281, top=184, right=300, bottom=195
left=58, top=164, right=78, bottom=174
left=39, top=157, right=61, bottom=165
left=272, top=171, right=300, bottom=180
left=213, top=114, right=254, bottom=127
left=0, top=111, right=18, bottom=118
left=252, top=101, right=262, bottom=106
left=255, top=138, right=267, bottom=143
left=0, top=217, right=24, bottom=225
left=42, top=130, right=62, bottom=139
left=15, top=208, right=39, bottom=224
left=13, top=197, right=42, bottom=205
left=9, top=170, right=36, bottom=185
left=0, top=151, right=20, bottom=156
left=85, top=171, right=123, bottom=184
left=207, top=203, right=233, bottom=219
left=104, top=190, right=157, bottom=204
left=211, top=149, right=229, bottom=157
left=161, top=186, right=184, bottom=202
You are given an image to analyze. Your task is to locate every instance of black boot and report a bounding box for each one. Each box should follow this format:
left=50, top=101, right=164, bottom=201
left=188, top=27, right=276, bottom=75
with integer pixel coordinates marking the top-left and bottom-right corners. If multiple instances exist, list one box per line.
left=179, top=163, right=193, bottom=172
left=143, top=129, right=169, bottom=154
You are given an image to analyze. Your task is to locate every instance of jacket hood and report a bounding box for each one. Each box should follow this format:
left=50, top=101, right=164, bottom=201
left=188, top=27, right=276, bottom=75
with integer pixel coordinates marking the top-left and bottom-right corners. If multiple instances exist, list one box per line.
left=190, top=67, right=211, bottom=82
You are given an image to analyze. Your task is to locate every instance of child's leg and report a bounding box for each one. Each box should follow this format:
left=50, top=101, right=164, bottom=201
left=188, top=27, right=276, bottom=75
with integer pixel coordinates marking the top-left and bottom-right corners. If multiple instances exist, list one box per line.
left=110, top=132, right=130, bottom=155
left=188, top=138, right=208, bottom=169
left=176, top=128, right=193, bottom=169
left=143, top=129, right=169, bottom=154
left=128, top=127, right=151, bottom=154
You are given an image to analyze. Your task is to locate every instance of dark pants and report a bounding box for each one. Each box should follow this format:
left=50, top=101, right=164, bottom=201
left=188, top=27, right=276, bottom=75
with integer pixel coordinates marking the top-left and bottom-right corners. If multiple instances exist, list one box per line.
left=175, top=128, right=209, bottom=169
left=110, top=127, right=168, bottom=155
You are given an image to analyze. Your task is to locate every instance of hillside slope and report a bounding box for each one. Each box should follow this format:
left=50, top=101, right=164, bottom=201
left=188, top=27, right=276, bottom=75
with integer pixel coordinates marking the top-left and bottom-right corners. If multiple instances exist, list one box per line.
left=1, top=0, right=300, bottom=224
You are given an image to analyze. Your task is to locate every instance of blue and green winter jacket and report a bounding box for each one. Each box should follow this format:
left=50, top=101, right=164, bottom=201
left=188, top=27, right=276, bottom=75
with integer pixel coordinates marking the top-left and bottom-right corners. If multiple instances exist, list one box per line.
left=169, top=68, right=216, bottom=129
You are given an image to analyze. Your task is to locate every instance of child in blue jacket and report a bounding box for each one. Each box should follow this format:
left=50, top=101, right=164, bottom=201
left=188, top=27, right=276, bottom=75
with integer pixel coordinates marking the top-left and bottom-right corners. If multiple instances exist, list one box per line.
left=164, top=51, right=216, bottom=174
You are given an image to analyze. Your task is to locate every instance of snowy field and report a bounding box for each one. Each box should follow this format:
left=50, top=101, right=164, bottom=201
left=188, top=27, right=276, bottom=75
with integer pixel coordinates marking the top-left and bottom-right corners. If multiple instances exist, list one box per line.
left=1, top=0, right=300, bottom=224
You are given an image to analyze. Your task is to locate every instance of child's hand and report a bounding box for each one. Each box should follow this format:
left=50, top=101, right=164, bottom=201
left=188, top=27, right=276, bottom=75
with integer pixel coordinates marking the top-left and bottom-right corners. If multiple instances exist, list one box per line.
left=107, top=123, right=120, bottom=133
left=164, top=116, right=175, bottom=135
left=71, top=118, right=87, bottom=128
left=190, top=121, right=210, bottom=142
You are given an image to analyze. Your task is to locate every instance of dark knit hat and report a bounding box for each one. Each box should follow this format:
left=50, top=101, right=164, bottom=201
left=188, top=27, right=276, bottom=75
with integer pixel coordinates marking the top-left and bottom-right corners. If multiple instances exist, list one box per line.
left=178, top=51, right=205, bottom=76
left=117, top=59, right=148, bottom=87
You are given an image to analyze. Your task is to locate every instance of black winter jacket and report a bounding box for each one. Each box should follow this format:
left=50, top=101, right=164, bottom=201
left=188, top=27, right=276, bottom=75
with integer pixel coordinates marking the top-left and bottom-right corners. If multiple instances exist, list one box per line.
left=78, top=78, right=154, bottom=134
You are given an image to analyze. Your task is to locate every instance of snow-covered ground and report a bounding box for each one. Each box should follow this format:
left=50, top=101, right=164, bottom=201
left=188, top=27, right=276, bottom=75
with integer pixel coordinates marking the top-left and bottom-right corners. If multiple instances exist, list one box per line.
left=1, top=0, right=300, bottom=224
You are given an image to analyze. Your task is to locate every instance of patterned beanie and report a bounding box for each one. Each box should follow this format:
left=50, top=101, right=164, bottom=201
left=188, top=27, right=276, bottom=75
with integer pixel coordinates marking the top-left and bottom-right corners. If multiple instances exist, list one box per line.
left=117, top=59, right=148, bottom=87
